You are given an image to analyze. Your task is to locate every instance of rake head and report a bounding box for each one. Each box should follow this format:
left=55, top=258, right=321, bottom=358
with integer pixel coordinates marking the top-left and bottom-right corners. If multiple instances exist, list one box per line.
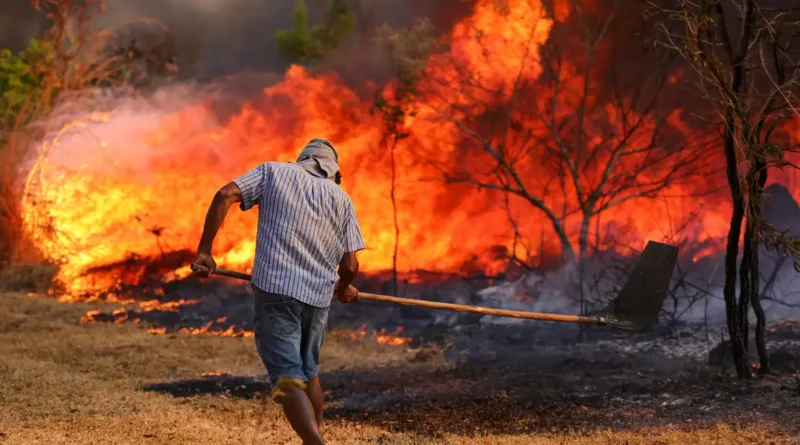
left=595, top=241, right=680, bottom=332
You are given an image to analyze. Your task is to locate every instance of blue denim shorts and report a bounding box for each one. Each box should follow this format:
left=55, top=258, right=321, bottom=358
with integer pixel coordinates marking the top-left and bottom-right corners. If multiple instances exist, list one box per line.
left=252, top=285, right=330, bottom=383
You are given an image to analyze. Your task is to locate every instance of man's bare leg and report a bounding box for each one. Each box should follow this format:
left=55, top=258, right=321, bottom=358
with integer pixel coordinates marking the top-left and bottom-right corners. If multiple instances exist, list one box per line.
left=276, top=382, right=324, bottom=445
left=306, top=375, right=324, bottom=430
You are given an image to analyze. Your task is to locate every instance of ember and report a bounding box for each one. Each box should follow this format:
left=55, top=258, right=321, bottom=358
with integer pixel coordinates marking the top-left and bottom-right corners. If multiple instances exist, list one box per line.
left=178, top=323, right=254, bottom=338
left=376, top=327, right=412, bottom=346
left=336, top=324, right=412, bottom=347
left=79, top=299, right=202, bottom=324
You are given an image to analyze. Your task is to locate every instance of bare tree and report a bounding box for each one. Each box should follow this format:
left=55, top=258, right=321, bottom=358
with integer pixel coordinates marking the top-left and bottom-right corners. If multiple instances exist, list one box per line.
left=647, top=0, right=800, bottom=378
left=414, top=1, right=711, bottom=265
left=375, top=2, right=712, bottom=328
left=372, top=20, right=442, bottom=296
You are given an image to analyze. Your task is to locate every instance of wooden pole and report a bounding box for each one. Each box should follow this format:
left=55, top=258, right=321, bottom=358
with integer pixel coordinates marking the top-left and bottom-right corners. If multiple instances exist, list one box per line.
left=211, top=268, right=602, bottom=326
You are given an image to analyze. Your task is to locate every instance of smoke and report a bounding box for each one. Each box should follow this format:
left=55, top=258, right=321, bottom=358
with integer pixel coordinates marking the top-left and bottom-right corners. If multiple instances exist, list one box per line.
left=1, top=0, right=471, bottom=82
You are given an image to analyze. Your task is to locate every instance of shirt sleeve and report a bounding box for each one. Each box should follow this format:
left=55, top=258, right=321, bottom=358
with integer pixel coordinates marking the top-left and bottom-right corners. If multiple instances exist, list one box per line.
left=343, top=200, right=366, bottom=253
left=232, top=163, right=267, bottom=211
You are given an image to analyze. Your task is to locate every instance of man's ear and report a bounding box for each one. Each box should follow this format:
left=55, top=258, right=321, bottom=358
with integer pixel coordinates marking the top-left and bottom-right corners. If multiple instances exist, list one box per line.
left=334, top=171, right=342, bottom=185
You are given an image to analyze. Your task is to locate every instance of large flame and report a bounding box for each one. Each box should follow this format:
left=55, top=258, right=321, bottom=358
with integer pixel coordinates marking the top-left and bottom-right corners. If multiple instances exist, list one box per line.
left=19, top=0, right=800, bottom=298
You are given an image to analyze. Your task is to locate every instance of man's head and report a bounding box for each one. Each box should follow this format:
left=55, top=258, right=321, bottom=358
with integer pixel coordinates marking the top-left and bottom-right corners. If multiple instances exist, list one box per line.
left=296, top=138, right=341, bottom=184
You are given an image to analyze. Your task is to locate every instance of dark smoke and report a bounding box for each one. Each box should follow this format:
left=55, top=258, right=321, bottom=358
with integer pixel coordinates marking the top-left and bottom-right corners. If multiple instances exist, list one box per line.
left=0, top=0, right=471, bottom=82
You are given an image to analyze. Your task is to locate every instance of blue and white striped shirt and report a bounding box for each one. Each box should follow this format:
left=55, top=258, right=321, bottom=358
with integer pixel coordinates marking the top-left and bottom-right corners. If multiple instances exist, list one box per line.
left=233, top=162, right=366, bottom=307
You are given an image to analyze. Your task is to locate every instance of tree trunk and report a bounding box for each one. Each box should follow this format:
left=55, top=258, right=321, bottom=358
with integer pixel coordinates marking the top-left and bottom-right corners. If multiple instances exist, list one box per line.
left=553, top=222, right=576, bottom=263
left=390, top=139, right=400, bottom=296
left=722, top=108, right=749, bottom=378
left=750, top=158, right=770, bottom=373
left=577, top=213, right=591, bottom=341
left=738, top=207, right=754, bottom=374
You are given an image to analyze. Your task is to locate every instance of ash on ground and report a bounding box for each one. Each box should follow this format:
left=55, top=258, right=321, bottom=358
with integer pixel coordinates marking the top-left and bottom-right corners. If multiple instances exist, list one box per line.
left=113, top=262, right=800, bottom=436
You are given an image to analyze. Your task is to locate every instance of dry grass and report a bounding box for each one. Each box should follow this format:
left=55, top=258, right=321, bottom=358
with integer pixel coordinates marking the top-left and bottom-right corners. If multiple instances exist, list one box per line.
left=0, top=261, right=59, bottom=293
left=0, top=292, right=796, bottom=445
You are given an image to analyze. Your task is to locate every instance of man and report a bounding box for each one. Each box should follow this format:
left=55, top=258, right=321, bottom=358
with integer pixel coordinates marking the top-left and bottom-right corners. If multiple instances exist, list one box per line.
left=190, top=138, right=365, bottom=445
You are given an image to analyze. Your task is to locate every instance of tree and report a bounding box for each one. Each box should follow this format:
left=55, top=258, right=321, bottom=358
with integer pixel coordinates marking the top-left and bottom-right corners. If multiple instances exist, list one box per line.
left=386, top=2, right=710, bottom=326
left=646, top=0, right=800, bottom=378
left=370, top=19, right=440, bottom=296
left=417, top=1, right=708, bottom=264
left=1, top=0, right=161, bottom=267
left=275, top=0, right=356, bottom=65
left=0, top=39, right=56, bottom=267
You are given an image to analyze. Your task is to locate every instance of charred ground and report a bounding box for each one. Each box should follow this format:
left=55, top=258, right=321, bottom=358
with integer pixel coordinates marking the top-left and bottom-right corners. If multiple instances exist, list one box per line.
left=1, top=287, right=798, bottom=444
left=40, top=247, right=800, bottom=442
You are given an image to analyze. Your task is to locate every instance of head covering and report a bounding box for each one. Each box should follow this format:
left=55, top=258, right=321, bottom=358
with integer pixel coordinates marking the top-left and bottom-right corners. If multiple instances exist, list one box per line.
left=296, top=138, right=339, bottom=179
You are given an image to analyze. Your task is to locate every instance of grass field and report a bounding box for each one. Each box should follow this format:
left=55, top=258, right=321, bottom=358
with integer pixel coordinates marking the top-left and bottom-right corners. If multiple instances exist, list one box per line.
left=0, top=291, right=797, bottom=444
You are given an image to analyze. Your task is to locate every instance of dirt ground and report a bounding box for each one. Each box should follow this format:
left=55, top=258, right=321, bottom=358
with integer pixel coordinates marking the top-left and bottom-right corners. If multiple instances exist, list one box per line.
left=1, top=291, right=798, bottom=445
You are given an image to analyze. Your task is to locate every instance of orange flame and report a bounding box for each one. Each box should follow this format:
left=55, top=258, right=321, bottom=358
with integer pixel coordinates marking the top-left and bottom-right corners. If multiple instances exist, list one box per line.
left=178, top=321, right=254, bottom=338
left=376, top=326, right=412, bottom=346
left=17, top=0, right=800, bottom=300
left=335, top=324, right=411, bottom=347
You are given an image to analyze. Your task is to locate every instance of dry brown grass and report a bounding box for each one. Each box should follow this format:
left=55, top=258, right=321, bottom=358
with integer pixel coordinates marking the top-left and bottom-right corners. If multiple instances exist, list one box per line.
left=0, top=261, right=59, bottom=293
left=0, top=291, right=796, bottom=445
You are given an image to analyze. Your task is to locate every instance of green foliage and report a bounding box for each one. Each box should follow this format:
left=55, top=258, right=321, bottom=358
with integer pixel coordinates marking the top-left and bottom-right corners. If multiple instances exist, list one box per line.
left=275, top=0, right=356, bottom=64
left=0, top=39, right=57, bottom=129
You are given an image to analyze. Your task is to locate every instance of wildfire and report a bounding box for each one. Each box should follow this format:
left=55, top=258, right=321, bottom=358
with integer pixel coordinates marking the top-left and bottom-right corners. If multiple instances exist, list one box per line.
left=767, top=320, right=800, bottom=333
left=84, top=303, right=253, bottom=338
left=178, top=322, right=254, bottom=338
left=79, top=298, right=201, bottom=324
left=336, top=324, right=412, bottom=346
left=16, top=0, right=800, bottom=301
left=376, top=327, right=412, bottom=346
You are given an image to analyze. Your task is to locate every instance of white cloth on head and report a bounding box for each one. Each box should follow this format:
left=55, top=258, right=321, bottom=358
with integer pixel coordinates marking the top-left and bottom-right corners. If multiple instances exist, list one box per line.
left=296, top=138, right=339, bottom=179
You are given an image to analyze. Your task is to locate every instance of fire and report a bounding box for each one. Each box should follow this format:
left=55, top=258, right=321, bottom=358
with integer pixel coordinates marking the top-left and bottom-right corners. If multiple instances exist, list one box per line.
left=17, top=0, right=800, bottom=300
left=376, top=327, right=412, bottom=346
left=178, top=322, right=254, bottom=338
left=79, top=298, right=201, bottom=323
left=767, top=320, right=800, bottom=333
left=336, top=324, right=411, bottom=346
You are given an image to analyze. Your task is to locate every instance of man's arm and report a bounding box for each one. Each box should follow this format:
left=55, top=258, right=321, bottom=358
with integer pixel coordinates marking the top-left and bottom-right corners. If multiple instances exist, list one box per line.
left=196, top=182, right=242, bottom=255
left=192, top=164, right=266, bottom=277
left=334, top=251, right=359, bottom=301
left=335, top=199, right=366, bottom=302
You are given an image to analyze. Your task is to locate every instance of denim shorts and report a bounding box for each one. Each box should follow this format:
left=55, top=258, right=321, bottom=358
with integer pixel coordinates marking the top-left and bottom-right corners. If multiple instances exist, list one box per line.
left=252, top=285, right=330, bottom=383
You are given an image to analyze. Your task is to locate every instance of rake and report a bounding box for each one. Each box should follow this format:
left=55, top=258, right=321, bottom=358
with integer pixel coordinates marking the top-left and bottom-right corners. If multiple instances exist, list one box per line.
left=206, top=240, right=679, bottom=332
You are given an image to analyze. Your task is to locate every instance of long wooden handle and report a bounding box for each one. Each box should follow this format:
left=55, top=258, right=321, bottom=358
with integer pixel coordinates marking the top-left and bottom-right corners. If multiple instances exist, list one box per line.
left=210, top=267, right=602, bottom=326
left=356, top=292, right=601, bottom=325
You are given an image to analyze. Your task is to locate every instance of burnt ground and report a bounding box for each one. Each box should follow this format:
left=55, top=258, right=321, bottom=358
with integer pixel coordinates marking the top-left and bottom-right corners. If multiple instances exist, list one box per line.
left=140, top=326, right=800, bottom=437
left=91, top=273, right=800, bottom=438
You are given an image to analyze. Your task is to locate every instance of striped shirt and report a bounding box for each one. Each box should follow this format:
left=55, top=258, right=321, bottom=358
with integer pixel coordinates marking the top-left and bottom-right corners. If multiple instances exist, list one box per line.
left=233, top=162, right=366, bottom=307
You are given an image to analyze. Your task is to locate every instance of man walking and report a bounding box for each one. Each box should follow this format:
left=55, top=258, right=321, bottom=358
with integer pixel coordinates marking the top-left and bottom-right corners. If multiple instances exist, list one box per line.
left=190, top=138, right=366, bottom=445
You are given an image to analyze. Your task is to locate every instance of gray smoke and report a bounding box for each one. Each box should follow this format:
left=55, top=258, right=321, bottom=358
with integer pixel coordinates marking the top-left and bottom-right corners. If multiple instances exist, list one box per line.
left=1, top=0, right=470, bottom=82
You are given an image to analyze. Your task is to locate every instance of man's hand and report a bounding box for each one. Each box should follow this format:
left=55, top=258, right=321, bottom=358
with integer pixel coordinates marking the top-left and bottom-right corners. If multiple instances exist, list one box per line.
left=335, top=284, right=359, bottom=303
left=191, top=252, right=217, bottom=278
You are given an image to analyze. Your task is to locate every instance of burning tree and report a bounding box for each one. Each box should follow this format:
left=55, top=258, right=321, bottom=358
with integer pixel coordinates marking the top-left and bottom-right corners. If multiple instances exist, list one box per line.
left=0, top=0, right=167, bottom=269
left=646, top=0, right=800, bottom=378
left=375, top=0, right=711, bottom=303
left=415, top=1, right=710, bottom=265
left=370, top=19, right=443, bottom=296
